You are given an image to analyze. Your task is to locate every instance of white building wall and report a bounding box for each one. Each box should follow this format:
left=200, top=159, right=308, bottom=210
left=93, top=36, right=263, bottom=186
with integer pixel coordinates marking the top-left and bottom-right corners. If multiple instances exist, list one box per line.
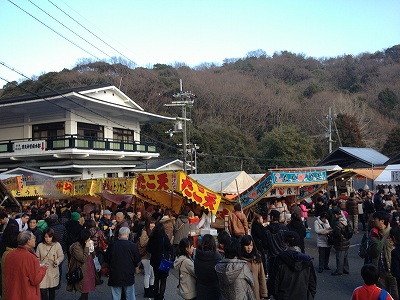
left=0, top=125, right=24, bottom=140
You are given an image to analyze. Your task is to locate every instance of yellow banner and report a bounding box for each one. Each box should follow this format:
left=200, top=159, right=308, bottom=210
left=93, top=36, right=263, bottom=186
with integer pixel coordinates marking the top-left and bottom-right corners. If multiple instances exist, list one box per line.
left=136, top=172, right=177, bottom=191
left=73, top=180, right=97, bottom=196
left=11, top=185, right=47, bottom=197
left=100, top=178, right=135, bottom=194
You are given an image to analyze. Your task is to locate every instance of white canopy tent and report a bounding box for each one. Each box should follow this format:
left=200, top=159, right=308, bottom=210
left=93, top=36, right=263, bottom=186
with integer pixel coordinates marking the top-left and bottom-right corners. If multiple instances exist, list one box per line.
left=374, top=164, right=400, bottom=185
left=189, top=171, right=255, bottom=195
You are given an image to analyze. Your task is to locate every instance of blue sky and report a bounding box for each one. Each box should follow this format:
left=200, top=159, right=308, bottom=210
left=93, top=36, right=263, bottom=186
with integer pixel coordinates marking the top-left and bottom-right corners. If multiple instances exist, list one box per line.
left=0, top=0, right=399, bottom=87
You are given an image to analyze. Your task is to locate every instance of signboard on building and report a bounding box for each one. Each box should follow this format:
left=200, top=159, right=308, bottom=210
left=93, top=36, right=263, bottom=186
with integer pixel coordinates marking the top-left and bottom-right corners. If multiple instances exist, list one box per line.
left=13, top=140, right=45, bottom=154
left=391, top=171, right=400, bottom=182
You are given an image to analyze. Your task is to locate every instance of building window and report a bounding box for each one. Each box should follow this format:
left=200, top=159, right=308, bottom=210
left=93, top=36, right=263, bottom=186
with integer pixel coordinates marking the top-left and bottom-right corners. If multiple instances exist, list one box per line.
left=33, top=122, right=65, bottom=139
left=77, top=122, right=103, bottom=139
left=106, top=172, right=118, bottom=178
left=113, top=128, right=135, bottom=142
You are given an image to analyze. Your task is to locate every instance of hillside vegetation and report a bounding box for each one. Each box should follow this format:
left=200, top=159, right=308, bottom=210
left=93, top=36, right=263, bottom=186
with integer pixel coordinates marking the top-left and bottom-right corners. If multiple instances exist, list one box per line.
left=2, top=45, right=400, bottom=173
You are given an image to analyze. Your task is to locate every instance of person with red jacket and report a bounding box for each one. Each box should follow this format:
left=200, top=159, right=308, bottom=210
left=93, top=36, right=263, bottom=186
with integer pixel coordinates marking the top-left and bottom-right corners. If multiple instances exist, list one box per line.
left=5, top=231, right=47, bottom=300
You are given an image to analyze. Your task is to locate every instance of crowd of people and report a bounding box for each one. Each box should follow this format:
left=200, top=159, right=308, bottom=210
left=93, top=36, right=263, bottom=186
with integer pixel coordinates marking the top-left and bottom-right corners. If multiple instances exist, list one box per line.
left=1, top=186, right=400, bottom=300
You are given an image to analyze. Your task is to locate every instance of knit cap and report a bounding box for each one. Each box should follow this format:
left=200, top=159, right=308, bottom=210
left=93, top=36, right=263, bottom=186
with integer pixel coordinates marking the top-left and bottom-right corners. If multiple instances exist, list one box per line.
left=71, top=212, right=80, bottom=221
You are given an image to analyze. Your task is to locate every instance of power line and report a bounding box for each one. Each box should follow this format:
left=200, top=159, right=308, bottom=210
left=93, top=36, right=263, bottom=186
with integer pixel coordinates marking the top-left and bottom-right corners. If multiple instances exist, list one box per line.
left=47, top=0, right=137, bottom=67
left=7, top=0, right=101, bottom=61
left=27, top=0, right=114, bottom=60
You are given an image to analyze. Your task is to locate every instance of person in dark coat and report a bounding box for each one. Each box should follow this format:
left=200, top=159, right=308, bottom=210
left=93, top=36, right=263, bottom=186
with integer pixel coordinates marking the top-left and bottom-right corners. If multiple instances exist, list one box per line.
left=331, top=208, right=351, bottom=276
left=66, top=229, right=96, bottom=300
left=107, top=226, right=141, bottom=300
left=250, top=213, right=268, bottom=274
left=268, top=231, right=316, bottom=300
left=0, top=211, right=19, bottom=257
left=65, top=212, right=84, bottom=262
left=346, top=192, right=360, bottom=234
left=315, top=197, right=329, bottom=218
left=194, top=234, right=222, bottom=300
left=287, top=212, right=307, bottom=253
left=147, top=222, right=172, bottom=300
left=98, top=209, right=114, bottom=243
left=27, top=217, right=43, bottom=250
left=113, top=212, right=129, bottom=241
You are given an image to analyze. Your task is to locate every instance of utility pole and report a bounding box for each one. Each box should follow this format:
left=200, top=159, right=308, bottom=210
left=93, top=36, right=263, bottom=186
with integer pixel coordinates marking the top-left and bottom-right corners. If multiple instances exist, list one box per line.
left=326, top=107, right=334, bottom=153
left=164, top=79, right=195, bottom=173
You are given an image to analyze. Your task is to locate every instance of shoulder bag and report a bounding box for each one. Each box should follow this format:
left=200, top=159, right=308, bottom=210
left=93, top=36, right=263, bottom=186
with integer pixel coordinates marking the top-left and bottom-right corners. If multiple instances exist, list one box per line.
left=158, top=236, right=173, bottom=273
left=66, top=257, right=83, bottom=284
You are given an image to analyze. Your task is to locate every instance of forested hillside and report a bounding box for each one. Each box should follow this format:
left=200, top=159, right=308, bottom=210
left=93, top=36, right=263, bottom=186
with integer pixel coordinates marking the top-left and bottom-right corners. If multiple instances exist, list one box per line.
left=2, top=45, right=400, bottom=173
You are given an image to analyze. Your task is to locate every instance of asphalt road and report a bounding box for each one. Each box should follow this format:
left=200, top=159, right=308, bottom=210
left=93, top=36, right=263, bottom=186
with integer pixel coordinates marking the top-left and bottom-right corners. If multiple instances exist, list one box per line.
left=55, top=216, right=365, bottom=300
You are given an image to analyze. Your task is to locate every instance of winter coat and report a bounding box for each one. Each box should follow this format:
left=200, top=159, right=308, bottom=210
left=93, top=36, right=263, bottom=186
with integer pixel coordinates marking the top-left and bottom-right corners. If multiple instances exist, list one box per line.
left=36, top=241, right=64, bottom=288
left=48, top=222, right=67, bottom=252
left=194, top=249, right=222, bottom=300
left=66, top=242, right=94, bottom=293
left=299, top=204, right=309, bottom=219
left=160, top=216, right=175, bottom=242
left=107, top=238, right=141, bottom=287
left=269, top=248, right=316, bottom=300
left=215, top=258, right=256, bottom=300
left=174, top=255, right=197, bottom=300
left=346, top=197, right=359, bottom=215
left=138, top=229, right=150, bottom=259
left=147, top=229, right=172, bottom=276
left=314, top=216, right=331, bottom=247
left=287, top=218, right=306, bottom=253
left=89, top=227, right=106, bottom=253
left=98, top=216, right=113, bottom=240
left=173, top=215, right=190, bottom=245
left=5, top=246, right=47, bottom=300
left=2, top=246, right=14, bottom=300
left=391, top=245, right=400, bottom=278
left=0, top=218, right=19, bottom=257
left=264, top=222, right=288, bottom=258
left=65, top=220, right=84, bottom=249
left=369, top=224, right=394, bottom=271
left=242, top=257, right=268, bottom=300
left=228, top=211, right=248, bottom=237
left=332, top=216, right=350, bottom=251
left=363, top=197, right=375, bottom=214
left=250, top=221, right=268, bottom=257
left=113, top=219, right=129, bottom=241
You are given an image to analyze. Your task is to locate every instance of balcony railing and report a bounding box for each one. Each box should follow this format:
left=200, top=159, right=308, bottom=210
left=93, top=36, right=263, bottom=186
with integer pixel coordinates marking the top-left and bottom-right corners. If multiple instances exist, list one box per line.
left=0, top=135, right=158, bottom=154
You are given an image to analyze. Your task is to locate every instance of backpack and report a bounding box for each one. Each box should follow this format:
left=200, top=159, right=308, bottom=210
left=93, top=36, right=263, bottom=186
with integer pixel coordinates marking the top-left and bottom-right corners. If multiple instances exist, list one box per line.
left=358, top=232, right=369, bottom=258
left=343, top=223, right=353, bottom=240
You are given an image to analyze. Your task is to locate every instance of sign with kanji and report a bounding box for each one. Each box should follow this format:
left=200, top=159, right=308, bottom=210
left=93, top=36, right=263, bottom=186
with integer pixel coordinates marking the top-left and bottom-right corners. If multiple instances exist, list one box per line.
left=11, top=185, right=47, bottom=197
left=392, top=171, right=400, bottom=182
left=1, top=176, right=23, bottom=191
left=136, top=172, right=222, bottom=214
left=177, top=173, right=221, bottom=214
left=14, top=140, right=45, bottom=154
left=73, top=180, right=97, bottom=196
left=101, top=178, right=135, bottom=194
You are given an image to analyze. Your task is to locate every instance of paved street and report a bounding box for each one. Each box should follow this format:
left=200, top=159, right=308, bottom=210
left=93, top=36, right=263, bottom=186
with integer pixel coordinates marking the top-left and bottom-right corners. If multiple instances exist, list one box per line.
left=55, top=216, right=366, bottom=300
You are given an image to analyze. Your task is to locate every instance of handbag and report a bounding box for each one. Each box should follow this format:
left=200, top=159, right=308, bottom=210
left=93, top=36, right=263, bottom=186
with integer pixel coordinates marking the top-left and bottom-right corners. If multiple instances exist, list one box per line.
left=158, top=237, right=173, bottom=273
left=327, top=233, right=334, bottom=246
left=99, top=232, right=108, bottom=251
left=66, top=259, right=83, bottom=284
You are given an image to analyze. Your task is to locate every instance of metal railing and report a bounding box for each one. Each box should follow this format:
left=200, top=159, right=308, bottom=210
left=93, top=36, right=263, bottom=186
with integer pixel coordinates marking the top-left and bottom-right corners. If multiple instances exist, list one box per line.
left=0, top=135, right=158, bottom=154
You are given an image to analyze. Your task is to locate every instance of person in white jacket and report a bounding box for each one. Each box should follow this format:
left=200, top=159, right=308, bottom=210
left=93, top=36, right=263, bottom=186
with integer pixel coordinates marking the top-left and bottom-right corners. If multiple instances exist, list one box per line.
left=173, top=238, right=196, bottom=300
left=314, top=211, right=332, bottom=273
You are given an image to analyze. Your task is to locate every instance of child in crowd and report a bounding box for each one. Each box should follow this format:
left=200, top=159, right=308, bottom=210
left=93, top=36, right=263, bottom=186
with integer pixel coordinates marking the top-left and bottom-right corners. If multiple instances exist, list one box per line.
left=351, top=264, right=394, bottom=300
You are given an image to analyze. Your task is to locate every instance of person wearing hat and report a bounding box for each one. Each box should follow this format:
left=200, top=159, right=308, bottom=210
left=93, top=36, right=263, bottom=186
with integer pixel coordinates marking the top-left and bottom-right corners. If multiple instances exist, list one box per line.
left=264, top=209, right=288, bottom=298
left=268, top=231, right=317, bottom=300
left=98, top=210, right=114, bottom=244
left=65, top=212, right=84, bottom=262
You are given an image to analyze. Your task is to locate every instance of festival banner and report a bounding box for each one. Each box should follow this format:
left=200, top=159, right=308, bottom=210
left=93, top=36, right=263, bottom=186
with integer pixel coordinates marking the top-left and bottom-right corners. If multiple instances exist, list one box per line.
left=73, top=180, right=97, bottom=196
left=177, top=173, right=221, bottom=214
left=101, top=178, right=135, bottom=194
left=11, top=185, right=47, bottom=197
left=1, top=176, right=23, bottom=191
left=136, top=172, right=177, bottom=191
